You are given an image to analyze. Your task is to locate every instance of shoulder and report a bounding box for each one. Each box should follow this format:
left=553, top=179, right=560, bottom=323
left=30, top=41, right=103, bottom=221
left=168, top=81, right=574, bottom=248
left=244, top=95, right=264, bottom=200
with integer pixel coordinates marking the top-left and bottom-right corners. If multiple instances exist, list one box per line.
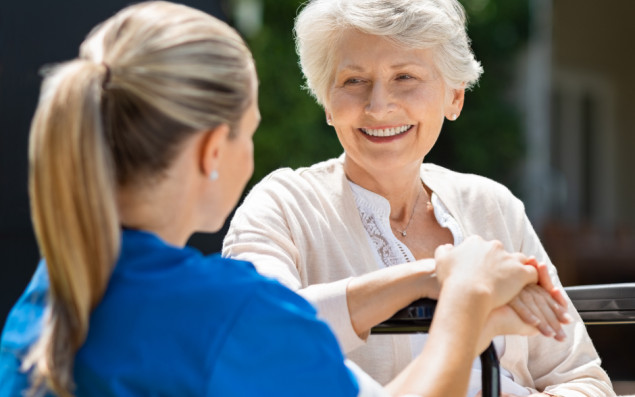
left=234, top=156, right=348, bottom=218
left=422, top=163, right=513, bottom=197
left=422, top=163, right=523, bottom=211
left=181, top=254, right=264, bottom=297
left=203, top=254, right=317, bottom=316
left=248, top=156, right=344, bottom=194
left=209, top=273, right=358, bottom=397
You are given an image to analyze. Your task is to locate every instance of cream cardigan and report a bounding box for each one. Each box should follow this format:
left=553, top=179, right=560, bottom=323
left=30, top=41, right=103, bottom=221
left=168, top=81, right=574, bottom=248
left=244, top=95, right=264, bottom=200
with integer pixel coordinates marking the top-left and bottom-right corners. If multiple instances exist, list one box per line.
left=223, top=156, right=613, bottom=397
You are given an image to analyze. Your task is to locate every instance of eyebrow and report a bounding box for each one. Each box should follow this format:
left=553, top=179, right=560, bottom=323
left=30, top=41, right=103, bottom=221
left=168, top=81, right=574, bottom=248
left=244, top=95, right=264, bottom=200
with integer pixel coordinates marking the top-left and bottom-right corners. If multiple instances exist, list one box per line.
left=337, top=64, right=365, bottom=72
left=337, top=62, right=432, bottom=72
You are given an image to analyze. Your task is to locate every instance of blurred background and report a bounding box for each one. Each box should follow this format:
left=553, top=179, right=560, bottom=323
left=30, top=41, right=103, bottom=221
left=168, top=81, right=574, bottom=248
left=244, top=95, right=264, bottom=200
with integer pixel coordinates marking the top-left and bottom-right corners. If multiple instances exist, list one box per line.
left=1, top=0, right=633, bottom=391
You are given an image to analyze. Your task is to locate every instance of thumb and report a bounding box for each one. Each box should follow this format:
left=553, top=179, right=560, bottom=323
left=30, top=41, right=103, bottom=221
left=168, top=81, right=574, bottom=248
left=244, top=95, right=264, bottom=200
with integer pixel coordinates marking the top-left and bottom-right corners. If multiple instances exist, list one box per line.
left=434, top=243, right=453, bottom=259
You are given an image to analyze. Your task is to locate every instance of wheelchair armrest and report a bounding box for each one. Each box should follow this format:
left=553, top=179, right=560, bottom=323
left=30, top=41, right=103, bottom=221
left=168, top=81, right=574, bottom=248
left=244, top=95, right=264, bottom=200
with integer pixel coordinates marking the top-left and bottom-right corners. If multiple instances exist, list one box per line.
left=565, top=283, right=635, bottom=324
left=370, top=298, right=436, bottom=334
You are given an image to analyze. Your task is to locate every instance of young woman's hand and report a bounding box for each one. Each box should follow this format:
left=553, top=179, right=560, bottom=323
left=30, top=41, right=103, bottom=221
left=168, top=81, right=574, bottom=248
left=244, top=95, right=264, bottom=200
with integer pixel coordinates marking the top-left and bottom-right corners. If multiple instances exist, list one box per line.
left=434, top=236, right=538, bottom=312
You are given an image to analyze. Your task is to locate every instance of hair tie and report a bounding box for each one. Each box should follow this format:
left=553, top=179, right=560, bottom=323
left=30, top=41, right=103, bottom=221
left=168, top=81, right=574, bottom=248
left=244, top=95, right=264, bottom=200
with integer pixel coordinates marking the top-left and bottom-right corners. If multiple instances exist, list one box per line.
left=102, top=62, right=111, bottom=89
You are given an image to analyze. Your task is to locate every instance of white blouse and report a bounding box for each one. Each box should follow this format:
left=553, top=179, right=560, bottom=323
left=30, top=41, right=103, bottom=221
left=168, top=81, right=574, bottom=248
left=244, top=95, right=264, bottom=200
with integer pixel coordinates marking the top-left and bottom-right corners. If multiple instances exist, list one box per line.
left=348, top=180, right=529, bottom=397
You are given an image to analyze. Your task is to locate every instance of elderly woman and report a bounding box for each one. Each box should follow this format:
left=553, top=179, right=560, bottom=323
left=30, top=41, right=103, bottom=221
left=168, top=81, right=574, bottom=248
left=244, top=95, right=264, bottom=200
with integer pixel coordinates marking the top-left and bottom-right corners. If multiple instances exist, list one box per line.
left=222, top=0, right=614, bottom=396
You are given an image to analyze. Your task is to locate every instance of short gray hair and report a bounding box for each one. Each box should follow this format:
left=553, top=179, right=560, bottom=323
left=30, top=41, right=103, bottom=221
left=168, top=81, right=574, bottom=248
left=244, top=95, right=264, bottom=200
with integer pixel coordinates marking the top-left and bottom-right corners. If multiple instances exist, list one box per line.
left=294, top=0, right=483, bottom=105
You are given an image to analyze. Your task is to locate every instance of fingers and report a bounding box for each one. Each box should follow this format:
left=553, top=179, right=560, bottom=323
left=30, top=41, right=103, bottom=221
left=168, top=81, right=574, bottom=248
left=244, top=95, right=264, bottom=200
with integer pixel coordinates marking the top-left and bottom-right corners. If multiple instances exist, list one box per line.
left=509, top=289, right=557, bottom=339
left=435, top=236, right=539, bottom=310
left=532, top=259, right=554, bottom=288
left=525, top=257, right=569, bottom=309
left=508, top=297, right=541, bottom=327
left=434, top=243, right=454, bottom=259
left=536, top=262, right=569, bottom=308
left=509, top=285, right=572, bottom=341
left=550, top=288, right=569, bottom=310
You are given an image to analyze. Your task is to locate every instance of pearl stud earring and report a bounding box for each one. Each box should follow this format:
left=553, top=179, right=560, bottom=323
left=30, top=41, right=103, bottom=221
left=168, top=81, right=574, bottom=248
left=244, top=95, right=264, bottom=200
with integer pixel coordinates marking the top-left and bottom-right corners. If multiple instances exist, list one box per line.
left=209, top=170, right=219, bottom=181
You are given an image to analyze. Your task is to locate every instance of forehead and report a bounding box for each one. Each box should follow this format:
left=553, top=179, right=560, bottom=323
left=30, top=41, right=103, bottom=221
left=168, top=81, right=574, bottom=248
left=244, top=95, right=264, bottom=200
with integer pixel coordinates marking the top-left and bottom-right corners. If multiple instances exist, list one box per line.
left=333, top=29, right=437, bottom=72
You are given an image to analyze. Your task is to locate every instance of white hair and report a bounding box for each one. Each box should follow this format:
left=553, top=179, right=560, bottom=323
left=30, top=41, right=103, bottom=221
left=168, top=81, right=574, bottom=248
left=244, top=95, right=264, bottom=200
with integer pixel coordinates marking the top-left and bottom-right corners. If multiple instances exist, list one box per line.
left=294, top=0, right=483, bottom=105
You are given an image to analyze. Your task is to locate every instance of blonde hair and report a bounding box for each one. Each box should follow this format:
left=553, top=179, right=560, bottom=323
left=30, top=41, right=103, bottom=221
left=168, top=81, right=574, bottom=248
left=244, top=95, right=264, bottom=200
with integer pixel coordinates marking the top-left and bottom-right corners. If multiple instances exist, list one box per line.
left=294, top=0, right=483, bottom=106
left=23, top=2, right=254, bottom=395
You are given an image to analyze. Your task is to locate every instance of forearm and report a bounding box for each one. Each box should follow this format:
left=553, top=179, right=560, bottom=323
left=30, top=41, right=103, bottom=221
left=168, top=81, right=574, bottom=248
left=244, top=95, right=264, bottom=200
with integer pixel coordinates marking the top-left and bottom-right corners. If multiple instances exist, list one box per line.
left=345, top=259, right=437, bottom=337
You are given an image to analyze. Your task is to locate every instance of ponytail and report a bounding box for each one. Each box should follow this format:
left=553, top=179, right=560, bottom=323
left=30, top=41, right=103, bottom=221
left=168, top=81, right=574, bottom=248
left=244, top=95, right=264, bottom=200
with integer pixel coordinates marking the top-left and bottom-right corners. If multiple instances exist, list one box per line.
left=24, top=59, right=120, bottom=396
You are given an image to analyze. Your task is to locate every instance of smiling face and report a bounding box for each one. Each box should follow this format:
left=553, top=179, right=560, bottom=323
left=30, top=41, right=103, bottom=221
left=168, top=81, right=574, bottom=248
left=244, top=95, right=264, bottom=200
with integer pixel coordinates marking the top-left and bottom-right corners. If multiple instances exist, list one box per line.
left=325, top=29, right=464, bottom=183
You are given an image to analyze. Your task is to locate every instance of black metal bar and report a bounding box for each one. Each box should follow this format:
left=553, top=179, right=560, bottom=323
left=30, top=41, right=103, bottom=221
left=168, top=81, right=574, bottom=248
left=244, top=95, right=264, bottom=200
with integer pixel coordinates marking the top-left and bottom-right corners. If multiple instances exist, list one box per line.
left=371, top=299, right=500, bottom=397
left=565, top=283, right=635, bottom=325
left=481, top=342, right=500, bottom=397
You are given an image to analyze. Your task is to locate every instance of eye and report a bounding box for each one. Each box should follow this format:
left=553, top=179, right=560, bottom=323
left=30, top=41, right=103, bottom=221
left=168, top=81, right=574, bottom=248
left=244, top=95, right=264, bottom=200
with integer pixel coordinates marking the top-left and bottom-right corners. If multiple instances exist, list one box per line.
left=343, top=77, right=364, bottom=85
left=396, top=74, right=415, bottom=81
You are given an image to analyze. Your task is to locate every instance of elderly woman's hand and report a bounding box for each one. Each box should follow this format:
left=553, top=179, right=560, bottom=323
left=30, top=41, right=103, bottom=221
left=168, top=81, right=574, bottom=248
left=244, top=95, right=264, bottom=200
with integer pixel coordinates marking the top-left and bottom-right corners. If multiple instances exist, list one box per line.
left=508, top=260, right=573, bottom=341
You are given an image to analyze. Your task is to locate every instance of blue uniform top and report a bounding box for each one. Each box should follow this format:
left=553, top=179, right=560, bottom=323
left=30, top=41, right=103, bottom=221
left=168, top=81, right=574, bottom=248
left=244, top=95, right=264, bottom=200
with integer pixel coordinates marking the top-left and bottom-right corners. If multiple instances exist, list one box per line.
left=0, top=229, right=359, bottom=396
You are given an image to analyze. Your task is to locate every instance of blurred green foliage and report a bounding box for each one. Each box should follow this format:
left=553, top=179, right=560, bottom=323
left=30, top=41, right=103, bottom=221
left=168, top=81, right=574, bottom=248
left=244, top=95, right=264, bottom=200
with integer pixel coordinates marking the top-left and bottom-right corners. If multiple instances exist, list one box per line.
left=228, top=0, right=530, bottom=191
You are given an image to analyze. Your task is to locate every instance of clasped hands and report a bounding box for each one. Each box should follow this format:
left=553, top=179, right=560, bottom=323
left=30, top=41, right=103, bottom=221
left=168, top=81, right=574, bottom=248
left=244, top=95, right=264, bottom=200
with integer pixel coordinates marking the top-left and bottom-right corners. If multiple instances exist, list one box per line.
left=433, top=236, right=573, bottom=349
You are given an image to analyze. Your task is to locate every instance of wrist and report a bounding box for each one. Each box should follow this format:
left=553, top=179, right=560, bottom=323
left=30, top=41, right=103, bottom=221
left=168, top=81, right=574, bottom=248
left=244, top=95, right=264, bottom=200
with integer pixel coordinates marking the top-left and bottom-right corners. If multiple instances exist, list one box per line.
left=442, top=279, right=493, bottom=310
left=415, top=259, right=438, bottom=299
left=438, top=280, right=492, bottom=323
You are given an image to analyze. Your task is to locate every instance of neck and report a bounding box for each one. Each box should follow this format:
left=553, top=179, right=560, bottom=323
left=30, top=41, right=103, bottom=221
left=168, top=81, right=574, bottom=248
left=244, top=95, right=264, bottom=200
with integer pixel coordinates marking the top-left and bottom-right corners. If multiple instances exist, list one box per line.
left=344, top=156, right=427, bottom=224
left=117, top=182, right=194, bottom=247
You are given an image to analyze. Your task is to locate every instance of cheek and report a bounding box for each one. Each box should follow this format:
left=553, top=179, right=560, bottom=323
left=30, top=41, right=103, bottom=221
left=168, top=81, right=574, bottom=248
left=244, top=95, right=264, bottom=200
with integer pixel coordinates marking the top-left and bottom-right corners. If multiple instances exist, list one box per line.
left=328, top=91, right=360, bottom=121
left=241, top=140, right=255, bottom=180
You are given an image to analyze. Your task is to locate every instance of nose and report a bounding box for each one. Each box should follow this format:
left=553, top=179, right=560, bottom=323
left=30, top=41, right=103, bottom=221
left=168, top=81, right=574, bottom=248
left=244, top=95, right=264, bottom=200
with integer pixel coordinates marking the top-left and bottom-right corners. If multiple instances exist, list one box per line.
left=365, top=82, right=396, bottom=118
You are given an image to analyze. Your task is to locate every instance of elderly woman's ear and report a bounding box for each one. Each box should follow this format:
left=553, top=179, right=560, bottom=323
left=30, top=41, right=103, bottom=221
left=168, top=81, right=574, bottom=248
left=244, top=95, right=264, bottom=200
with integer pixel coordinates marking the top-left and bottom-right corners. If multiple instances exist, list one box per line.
left=325, top=110, right=333, bottom=126
left=445, top=86, right=465, bottom=121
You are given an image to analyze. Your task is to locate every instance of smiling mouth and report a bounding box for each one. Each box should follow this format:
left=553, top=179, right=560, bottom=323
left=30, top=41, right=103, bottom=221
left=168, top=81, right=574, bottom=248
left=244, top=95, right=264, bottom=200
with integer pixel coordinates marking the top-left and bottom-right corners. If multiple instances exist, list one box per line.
left=360, top=125, right=413, bottom=137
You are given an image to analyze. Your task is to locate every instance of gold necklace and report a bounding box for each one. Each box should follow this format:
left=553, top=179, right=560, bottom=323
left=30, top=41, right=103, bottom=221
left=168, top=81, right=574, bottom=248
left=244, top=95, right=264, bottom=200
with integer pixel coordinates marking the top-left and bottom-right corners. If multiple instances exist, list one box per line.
left=393, top=186, right=424, bottom=237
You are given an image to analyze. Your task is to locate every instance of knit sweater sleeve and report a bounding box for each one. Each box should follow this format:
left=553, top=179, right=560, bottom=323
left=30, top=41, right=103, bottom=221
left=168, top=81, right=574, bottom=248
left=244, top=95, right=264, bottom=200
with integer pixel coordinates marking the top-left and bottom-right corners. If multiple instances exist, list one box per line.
left=222, top=166, right=366, bottom=353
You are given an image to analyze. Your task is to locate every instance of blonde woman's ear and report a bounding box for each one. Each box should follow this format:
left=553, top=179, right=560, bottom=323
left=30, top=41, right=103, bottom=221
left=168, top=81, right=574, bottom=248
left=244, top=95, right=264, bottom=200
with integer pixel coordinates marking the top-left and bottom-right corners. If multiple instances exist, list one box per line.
left=200, top=124, right=230, bottom=178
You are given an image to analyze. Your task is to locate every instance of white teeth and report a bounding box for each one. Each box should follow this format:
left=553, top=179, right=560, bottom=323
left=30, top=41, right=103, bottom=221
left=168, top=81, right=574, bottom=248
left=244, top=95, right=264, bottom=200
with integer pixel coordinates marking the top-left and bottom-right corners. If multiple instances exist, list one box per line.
left=361, top=125, right=412, bottom=137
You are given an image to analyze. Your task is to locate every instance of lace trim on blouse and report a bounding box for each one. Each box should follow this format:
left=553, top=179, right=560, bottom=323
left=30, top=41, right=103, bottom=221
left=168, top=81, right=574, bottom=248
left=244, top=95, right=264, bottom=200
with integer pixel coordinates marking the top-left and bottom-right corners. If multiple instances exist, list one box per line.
left=348, top=180, right=463, bottom=268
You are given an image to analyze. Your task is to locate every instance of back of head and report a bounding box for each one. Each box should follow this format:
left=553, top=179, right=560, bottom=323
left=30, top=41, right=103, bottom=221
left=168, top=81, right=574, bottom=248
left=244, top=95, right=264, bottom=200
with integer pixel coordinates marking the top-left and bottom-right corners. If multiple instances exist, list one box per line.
left=24, top=2, right=253, bottom=395
left=294, top=0, right=483, bottom=105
